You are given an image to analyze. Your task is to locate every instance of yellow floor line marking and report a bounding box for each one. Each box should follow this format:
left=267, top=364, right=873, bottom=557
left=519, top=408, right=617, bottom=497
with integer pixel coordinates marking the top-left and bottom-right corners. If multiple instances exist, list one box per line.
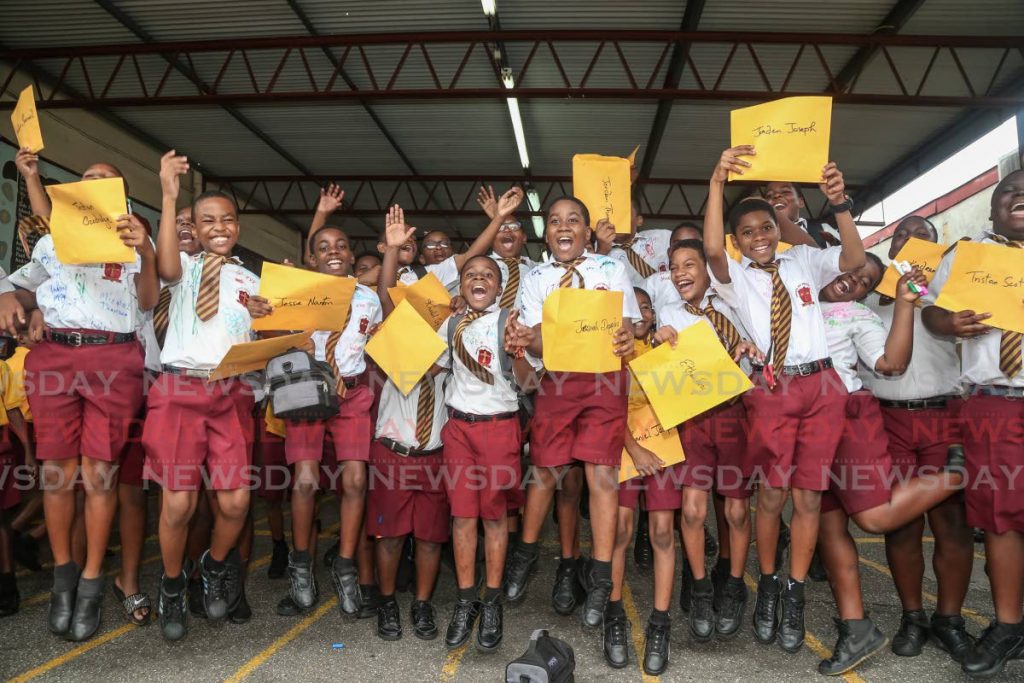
left=439, top=641, right=470, bottom=682
left=6, top=623, right=136, bottom=683
left=741, top=574, right=866, bottom=683
left=622, top=581, right=660, bottom=683
left=223, top=597, right=339, bottom=683
left=856, top=556, right=987, bottom=626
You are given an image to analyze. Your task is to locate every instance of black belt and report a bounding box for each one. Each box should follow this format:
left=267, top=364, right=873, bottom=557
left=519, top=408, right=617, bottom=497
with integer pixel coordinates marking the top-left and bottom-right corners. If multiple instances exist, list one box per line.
left=341, top=375, right=363, bottom=390
left=450, top=409, right=518, bottom=423
left=878, top=396, right=953, bottom=411
left=377, top=436, right=442, bottom=458
left=45, top=329, right=136, bottom=347
left=751, top=357, right=834, bottom=377
left=161, top=365, right=213, bottom=379
left=970, top=385, right=1024, bottom=400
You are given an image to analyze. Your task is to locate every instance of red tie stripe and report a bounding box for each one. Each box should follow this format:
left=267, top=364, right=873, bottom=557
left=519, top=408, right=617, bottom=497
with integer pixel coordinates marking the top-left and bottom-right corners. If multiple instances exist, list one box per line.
left=453, top=311, right=494, bottom=385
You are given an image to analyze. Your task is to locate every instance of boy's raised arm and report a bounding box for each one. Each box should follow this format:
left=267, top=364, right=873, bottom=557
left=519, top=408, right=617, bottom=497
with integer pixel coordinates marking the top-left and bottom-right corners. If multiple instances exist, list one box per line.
left=156, top=151, right=189, bottom=284
left=377, top=204, right=415, bottom=318
left=818, top=163, right=865, bottom=272
left=704, top=146, right=754, bottom=284
left=453, top=187, right=524, bottom=270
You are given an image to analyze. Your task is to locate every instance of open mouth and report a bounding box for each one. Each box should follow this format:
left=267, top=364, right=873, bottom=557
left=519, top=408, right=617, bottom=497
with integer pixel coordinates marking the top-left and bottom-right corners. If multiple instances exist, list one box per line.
left=209, top=235, right=229, bottom=248
left=177, top=230, right=194, bottom=243
left=674, top=277, right=694, bottom=294
left=326, top=258, right=344, bottom=270
left=751, top=243, right=771, bottom=254
left=554, top=234, right=573, bottom=249
left=469, top=284, right=488, bottom=300
left=773, top=202, right=787, bottom=212
left=1010, top=200, right=1024, bottom=217
left=834, top=278, right=852, bottom=296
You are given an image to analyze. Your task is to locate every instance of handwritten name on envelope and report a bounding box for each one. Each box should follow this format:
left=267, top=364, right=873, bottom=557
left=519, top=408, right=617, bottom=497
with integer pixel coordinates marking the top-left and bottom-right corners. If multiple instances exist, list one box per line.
left=210, top=331, right=312, bottom=381
left=628, top=321, right=753, bottom=429
left=573, top=154, right=632, bottom=234
left=542, top=288, right=623, bottom=373
left=875, top=237, right=946, bottom=299
left=729, top=96, right=832, bottom=183
left=253, top=262, right=356, bottom=332
left=619, top=401, right=685, bottom=483
left=11, top=85, right=43, bottom=153
left=933, top=240, right=1024, bottom=334
left=365, top=299, right=447, bottom=396
left=46, top=177, right=134, bottom=264
left=388, top=272, right=452, bottom=331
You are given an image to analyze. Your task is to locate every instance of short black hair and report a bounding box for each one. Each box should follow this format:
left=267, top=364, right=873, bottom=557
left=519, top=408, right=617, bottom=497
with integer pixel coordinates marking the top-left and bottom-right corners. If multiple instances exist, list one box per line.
left=727, top=198, right=777, bottom=233
left=307, top=225, right=350, bottom=251
left=546, top=196, right=590, bottom=227
left=355, top=252, right=381, bottom=264
left=863, top=252, right=887, bottom=293
left=896, top=215, right=938, bottom=241
left=633, top=286, right=651, bottom=303
left=669, top=238, right=706, bottom=263
left=461, top=254, right=503, bottom=286
left=192, top=190, right=237, bottom=217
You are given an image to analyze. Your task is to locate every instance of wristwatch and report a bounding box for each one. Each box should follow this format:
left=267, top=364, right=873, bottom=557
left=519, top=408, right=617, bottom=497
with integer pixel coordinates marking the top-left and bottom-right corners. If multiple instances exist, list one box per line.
left=830, top=195, right=854, bottom=214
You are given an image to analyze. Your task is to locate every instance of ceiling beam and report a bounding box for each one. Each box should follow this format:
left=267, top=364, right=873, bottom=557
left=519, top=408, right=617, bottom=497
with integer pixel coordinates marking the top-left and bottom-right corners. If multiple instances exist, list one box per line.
left=834, top=0, right=929, bottom=92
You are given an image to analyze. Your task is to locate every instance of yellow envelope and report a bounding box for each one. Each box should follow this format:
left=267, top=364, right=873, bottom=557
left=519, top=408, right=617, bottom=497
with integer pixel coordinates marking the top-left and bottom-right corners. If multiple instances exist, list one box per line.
left=365, top=299, right=447, bottom=395
left=729, top=96, right=832, bottom=183
left=629, top=321, right=753, bottom=429
left=253, top=262, right=356, bottom=332
left=726, top=234, right=792, bottom=261
left=47, top=177, right=134, bottom=264
left=11, top=86, right=43, bottom=153
left=209, top=331, right=312, bottom=381
left=264, top=404, right=287, bottom=438
left=626, top=145, right=640, bottom=167
left=573, top=153, right=632, bottom=234
left=875, top=237, right=946, bottom=299
left=388, top=272, right=452, bottom=331
left=542, top=288, right=623, bottom=373
left=619, top=401, right=685, bottom=483
left=933, top=240, right=1024, bottom=334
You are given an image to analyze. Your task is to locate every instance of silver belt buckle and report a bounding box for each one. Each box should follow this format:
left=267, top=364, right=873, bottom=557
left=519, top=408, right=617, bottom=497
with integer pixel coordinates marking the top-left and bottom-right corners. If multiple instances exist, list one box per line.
left=69, top=331, right=83, bottom=347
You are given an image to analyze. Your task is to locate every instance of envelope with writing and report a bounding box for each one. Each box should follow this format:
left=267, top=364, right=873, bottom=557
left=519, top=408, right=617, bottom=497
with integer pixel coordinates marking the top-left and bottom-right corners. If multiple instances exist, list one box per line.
left=209, top=331, right=312, bottom=381
left=573, top=153, right=632, bottom=234
left=253, top=262, right=356, bottom=332
left=729, top=96, right=832, bottom=183
left=933, top=240, right=1024, bottom=334
left=542, top=288, right=623, bottom=373
left=366, top=299, right=447, bottom=395
left=629, top=321, right=753, bottom=429
left=726, top=234, right=792, bottom=262
left=11, top=85, right=43, bottom=153
left=875, top=237, right=947, bottom=299
left=619, top=401, right=686, bottom=483
left=47, top=177, right=134, bottom=264
left=388, top=272, right=452, bottom=331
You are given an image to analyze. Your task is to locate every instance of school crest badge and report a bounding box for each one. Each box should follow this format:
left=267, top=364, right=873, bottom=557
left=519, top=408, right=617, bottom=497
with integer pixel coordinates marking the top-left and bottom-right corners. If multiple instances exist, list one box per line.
left=477, top=348, right=493, bottom=368
left=359, top=316, right=370, bottom=334
left=102, top=263, right=123, bottom=281
left=795, top=283, right=813, bottom=306
left=238, top=290, right=250, bottom=306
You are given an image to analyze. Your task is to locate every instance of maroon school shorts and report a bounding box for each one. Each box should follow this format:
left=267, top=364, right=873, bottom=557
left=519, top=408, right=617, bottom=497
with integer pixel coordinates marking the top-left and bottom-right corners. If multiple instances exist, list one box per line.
left=679, top=400, right=750, bottom=499
left=285, top=384, right=373, bottom=465
left=366, top=440, right=450, bottom=543
left=960, top=394, right=1024, bottom=534
left=529, top=370, right=628, bottom=468
left=742, top=368, right=848, bottom=491
left=257, top=423, right=289, bottom=503
left=880, top=398, right=963, bottom=478
left=441, top=415, right=522, bottom=521
left=618, top=463, right=683, bottom=511
left=26, top=338, right=145, bottom=462
left=821, top=391, right=893, bottom=516
left=142, top=374, right=255, bottom=491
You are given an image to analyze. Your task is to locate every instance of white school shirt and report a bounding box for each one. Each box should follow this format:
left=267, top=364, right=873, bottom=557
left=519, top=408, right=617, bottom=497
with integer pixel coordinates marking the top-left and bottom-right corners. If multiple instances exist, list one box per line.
left=375, top=368, right=450, bottom=451
left=656, top=292, right=753, bottom=373
left=397, top=256, right=460, bottom=290
left=519, top=253, right=642, bottom=328
left=131, top=237, right=161, bottom=372
left=609, top=229, right=672, bottom=287
left=797, top=217, right=841, bottom=245
left=642, top=270, right=679, bottom=311
left=924, top=233, right=1024, bottom=387
left=160, top=252, right=260, bottom=370
left=711, top=245, right=843, bottom=365
left=820, top=301, right=887, bottom=393
left=0, top=268, right=13, bottom=295
left=860, top=293, right=961, bottom=400
left=490, top=252, right=536, bottom=310
left=310, top=282, right=381, bottom=377
left=8, top=234, right=141, bottom=333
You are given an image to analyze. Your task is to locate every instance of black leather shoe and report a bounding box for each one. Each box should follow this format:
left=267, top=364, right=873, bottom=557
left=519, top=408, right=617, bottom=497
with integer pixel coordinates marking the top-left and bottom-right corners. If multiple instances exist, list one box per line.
left=445, top=598, right=479, bottom=648
left=752, top=574, right=781, bottom=644
left=157, top=577, right=188, bottom=642
left=818, top=617, right=887, bottom=676
left=633, top=511, right=653, bottom=571
left=603, top=612, right=630, bottom=668
left=715, top=576, right=748, bottom=638
left=377, top=598, right=402, bottom=641
left=48, top=587, right=76, bottom=636
left=330, top=556, right=360, bottom=616
left=188, top=577, right=206, bottom=618
left=644, top=620, right=671, bottom=675
left=477, top=601, right=503, bottom=652
left=224, top=550, right=244, bottom=614
left=775, top=524, right=790, bottom=574
left=288, top=553, right=318, bottom=610
left=688, top=578, right=715, bottom=642
left=228, top=588, right=252, bottom=624
left=67, top=580, right=103, bottom=642
left=268, top=540, right=289, bottom=580
left=551, top=561, right=584, bottom=616
left=199, top=551, right=229, bottom=623
left=275, top=595, right=303, bottom=616
left=0, top=581, right=19, bottom=617
left=778, top=582, right=805, bottom=653
left=808, top=549, right=828, bottom=582
left=703, top=524, right=718, bottom=559
left=678, top=559, right=693, bottom=614
left=411, top=599, right=438, bottom=640
left=962, top=621, right=1024, bottom=678
left=356, top=585, right=378, bottom=619
left=581, top=576, right=613, bottom=629
left=892, top=609, right=929, bottom=657
left=502, top=547, right=537, bottom=605
left=931, top=613, right=975, bottom=663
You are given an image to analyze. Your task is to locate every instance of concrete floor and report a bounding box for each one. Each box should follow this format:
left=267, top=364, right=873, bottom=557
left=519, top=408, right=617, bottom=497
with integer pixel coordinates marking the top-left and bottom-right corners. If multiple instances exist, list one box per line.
left=1, top=496, right=1018, bottom=683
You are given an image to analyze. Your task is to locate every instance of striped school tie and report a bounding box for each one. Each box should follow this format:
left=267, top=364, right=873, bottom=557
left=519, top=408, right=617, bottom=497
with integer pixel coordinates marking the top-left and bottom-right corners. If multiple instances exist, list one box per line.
left=195, top=253, right=227, bottom=322
left=453, top=311, right=494, bottom=385
left=749, top=261, right=792, bottom=369
left=324, top=304, right=354, bottom=396
left=499, top=258, right=521, bottom=309
left=414, top=375, right=435, bottom=449
left=990, top=235, right=1023, bottom=378
left=618, top=237, right=656, bottom=279
left=685, top=297, right=742, bottom=356
left=554, top=256, right=586, bottom=289
left=153, top=287, right=172, bottom=346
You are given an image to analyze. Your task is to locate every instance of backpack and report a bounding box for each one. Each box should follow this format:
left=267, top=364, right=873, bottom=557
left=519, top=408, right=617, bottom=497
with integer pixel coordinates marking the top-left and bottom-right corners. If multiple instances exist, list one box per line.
left=505, top=629, right=575, bottom=683
left=264, top=349, right=339, bottom=422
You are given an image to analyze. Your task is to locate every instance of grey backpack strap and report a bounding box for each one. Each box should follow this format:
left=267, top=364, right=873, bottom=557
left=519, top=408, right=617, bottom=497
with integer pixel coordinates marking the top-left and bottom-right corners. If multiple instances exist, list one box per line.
left=496, top=307, right=513, bottom=379
left=447, top=312, right=463, bottom=352
left=412, top=263, right=428, bottom=279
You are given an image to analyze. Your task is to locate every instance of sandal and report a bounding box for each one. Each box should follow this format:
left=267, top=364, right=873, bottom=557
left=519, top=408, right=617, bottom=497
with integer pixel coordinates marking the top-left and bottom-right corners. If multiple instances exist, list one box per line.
left=113, top=580, right=152, bottom=626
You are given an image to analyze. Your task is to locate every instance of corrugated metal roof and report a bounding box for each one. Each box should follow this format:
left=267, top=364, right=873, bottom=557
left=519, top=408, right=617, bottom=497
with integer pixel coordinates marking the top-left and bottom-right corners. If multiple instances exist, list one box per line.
left=0, top=1, right=137, bottom=47
left=903, top=0, right=1024, bottom=36
left=498, top=0, right=686, bottom=29
left=698, top=0, right=895, bottom=33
